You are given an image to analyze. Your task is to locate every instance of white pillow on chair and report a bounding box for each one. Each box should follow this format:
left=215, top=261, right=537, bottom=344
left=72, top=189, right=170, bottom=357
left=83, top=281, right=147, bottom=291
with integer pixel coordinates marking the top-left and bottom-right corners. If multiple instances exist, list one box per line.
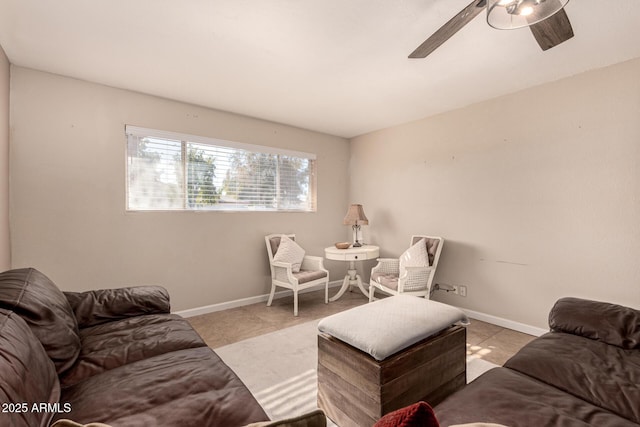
left=399, top=238, right=429, bottom=278
left=273, top=235, right=306, bottom=273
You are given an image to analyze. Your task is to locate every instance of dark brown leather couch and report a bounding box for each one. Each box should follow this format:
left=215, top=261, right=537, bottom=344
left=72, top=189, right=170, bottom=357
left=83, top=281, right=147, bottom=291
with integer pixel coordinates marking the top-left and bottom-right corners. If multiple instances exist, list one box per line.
left=434, top=297, right=640, bottom=426
left=0, top=267, right=269, bottom=427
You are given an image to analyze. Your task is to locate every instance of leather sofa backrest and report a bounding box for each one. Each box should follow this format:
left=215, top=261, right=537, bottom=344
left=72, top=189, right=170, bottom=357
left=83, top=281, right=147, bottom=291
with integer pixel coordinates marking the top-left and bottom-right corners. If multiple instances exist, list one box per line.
left=0, top=268, right=81, bottom=374
left=0, top=308, right=61, bottom=427
left=64, top=286, right=171, bottom=328
left=549, top=297, right=640, bottom=349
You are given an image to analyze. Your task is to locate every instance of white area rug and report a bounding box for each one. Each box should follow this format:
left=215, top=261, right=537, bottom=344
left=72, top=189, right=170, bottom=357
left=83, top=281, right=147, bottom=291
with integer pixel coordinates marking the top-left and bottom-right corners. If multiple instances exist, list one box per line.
left=216, top=320, right=498, bottom=424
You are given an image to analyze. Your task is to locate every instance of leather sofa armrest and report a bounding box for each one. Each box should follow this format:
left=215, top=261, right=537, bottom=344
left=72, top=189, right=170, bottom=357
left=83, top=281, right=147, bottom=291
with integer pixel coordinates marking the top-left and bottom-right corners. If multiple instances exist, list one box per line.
left=64, top=286, right=171, bottom=328
left=549, top=297, right=640, bottom=349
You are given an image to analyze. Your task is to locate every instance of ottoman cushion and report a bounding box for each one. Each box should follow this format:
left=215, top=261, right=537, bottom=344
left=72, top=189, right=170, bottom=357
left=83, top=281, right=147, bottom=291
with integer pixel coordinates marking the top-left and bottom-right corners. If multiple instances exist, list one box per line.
left=318, top=295, right=468, bottom=361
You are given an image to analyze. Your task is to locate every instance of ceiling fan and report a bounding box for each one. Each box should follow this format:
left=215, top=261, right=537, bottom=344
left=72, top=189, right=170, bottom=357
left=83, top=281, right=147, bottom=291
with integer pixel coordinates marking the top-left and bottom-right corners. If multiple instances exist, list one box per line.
left=409, top=0, right=574, bottom=59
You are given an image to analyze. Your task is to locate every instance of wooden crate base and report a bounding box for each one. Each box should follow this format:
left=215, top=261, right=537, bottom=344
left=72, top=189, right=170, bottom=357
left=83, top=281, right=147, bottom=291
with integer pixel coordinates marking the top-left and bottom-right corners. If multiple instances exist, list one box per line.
left=317, top=325, right=466, bottom=427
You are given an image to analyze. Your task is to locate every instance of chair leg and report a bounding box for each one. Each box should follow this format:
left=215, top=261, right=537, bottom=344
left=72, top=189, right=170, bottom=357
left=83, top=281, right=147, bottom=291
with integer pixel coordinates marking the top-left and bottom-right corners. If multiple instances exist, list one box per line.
left=369, top=285, right=375, bottom=302
left=324, top=282, right=328, bottom=304
left=267, top=284, right=276, bottom=307
left=293, top=291, right=299, bottom=316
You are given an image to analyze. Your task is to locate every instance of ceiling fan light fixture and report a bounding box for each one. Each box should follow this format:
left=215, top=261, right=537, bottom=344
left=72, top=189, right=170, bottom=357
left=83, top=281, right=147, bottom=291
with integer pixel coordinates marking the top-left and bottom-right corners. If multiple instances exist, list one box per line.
left=487, top=0, right=569, bottom=30
left=519, top=6, right=534, bottom=16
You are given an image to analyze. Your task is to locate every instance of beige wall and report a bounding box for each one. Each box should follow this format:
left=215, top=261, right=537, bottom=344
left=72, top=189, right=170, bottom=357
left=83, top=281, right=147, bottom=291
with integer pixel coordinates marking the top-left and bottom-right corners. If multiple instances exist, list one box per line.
left=0, top=46, right=10, bottom=271
left=10, top=67, right=350, bottom=311
left=350, top=58, right=640, bottom=329
left=9, top=60, right=640, bottom=324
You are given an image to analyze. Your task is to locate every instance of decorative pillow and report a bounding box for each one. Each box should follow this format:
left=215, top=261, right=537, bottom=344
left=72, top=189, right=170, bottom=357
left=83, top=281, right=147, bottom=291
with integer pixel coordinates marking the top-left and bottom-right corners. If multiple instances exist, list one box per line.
left=244, top=409, right=326, bottom=427
left=273, top=235, right=305, bottom=273
left=0, top=268, right=81, bottom=375
left=52, top=421, right=113, bottom=427
left=423, top=238, right=440, bottom=266
left=399, top=238, right=429, bottom=278
left=373, top=401, right=439, bottom=427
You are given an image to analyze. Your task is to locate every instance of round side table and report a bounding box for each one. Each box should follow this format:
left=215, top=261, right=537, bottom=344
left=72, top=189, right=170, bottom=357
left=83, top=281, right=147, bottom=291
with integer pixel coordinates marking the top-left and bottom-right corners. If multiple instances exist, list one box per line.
left=324, top=245, right=380, bottom=301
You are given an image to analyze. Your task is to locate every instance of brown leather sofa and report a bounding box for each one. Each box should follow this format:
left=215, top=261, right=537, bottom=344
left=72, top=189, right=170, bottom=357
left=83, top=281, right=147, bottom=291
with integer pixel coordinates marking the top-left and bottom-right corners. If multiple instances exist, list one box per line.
left=434, top=297, right=640, bottom=426
left=0, top=267, right=269, bottom=427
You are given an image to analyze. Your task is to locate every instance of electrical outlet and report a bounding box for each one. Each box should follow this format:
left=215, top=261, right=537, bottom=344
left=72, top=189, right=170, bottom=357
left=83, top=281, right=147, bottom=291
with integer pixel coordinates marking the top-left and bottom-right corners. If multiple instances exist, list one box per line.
left=452, top=285, right=459, bottom=295
left=459, top=285, right=467, bottom=297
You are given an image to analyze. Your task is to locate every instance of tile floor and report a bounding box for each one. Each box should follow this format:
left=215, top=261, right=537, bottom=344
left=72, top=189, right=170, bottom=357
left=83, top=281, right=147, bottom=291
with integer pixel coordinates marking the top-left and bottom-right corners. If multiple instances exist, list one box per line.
left=187, top=288, right=536, bottom=366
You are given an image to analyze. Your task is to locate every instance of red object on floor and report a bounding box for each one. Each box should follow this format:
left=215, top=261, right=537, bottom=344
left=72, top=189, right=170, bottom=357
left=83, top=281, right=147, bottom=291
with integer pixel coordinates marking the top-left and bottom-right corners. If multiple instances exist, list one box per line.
left=373, top=401, right=440, bottom=427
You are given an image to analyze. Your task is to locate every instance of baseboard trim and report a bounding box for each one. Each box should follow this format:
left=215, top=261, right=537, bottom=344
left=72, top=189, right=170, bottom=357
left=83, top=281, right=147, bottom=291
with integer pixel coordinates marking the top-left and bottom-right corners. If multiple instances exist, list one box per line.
left=175, top=284, right=548, bottom=337
left=174, top=280, right=344, bottom=318
left=461, top=308, right=548, bottom=337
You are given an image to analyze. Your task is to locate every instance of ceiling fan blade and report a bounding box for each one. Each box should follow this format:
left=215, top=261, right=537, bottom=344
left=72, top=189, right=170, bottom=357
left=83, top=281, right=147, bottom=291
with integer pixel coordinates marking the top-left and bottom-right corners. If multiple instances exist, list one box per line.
left=409, top=0, right=487, bottom=59
left=529, top=8, right=574, bottom=51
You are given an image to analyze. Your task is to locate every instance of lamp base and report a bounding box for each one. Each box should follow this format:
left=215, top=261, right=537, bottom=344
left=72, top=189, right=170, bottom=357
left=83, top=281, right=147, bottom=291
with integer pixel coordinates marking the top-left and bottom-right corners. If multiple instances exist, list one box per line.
left=352, top=241, right=363, bottom=247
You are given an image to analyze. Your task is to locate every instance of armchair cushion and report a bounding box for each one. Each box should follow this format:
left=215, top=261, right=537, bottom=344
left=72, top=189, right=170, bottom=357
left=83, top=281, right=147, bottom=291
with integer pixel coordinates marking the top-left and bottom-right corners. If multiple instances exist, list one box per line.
left=425, top=239, right=440, bottom=266
left=273, top=235, right=306, bottom=273
left=293, top=269, right=328, bottom=284
left=399, top=238, right=429, bottom=279
left=64, top=286, right=171, bottom=329
left=371, top=272, right=399, bottom=290
left=0, top=267, right=81, bottom=375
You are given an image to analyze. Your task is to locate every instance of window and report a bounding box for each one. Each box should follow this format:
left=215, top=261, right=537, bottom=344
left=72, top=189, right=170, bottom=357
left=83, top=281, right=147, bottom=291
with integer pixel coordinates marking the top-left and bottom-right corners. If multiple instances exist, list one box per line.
left=126, top=126, right=316, bottom=212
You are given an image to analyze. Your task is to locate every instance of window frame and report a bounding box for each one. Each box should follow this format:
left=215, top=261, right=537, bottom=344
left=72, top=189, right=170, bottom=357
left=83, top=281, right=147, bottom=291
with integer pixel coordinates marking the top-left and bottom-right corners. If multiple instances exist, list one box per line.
left=125, top=125, right=317, bottom=213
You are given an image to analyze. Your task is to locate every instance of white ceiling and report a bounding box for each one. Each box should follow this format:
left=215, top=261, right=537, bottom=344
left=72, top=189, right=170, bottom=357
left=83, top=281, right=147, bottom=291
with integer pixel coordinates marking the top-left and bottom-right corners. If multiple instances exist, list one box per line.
left=1, top=0, right=639, bottom=138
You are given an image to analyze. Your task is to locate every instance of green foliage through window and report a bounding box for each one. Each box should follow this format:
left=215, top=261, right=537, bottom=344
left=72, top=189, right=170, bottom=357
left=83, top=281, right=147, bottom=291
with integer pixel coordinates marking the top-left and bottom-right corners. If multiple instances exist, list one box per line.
left=126, top=126, right=316, bottom=212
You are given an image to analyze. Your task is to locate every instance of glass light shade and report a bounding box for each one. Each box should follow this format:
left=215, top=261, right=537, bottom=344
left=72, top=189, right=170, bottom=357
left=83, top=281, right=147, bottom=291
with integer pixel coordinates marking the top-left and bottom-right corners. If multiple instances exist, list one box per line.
left=487, top=0, right=570, bottom=30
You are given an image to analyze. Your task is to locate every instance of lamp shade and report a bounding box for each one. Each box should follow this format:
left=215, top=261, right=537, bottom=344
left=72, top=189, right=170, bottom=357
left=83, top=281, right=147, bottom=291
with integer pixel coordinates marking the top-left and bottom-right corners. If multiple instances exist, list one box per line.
left=343, top=204, right=369, bottom=225
left=487, top=0, right=569, bottom=30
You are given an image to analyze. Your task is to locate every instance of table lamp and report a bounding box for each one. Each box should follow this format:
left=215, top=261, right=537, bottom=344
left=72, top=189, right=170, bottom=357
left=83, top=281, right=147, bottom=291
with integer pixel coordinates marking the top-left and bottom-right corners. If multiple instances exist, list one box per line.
left=343, top=204, right=368, bottom=247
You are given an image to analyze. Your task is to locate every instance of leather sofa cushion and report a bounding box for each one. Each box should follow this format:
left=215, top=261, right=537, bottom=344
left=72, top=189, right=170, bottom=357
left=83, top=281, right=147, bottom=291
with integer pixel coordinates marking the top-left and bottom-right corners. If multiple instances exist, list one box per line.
left=64, top=286, right=171, bottom=328
left=60, top=314, right=207, bottom=387
left=549, top=297, right=640, bottom=349
left=0, top=309, right=60, bottom=427
left=435, top=367, right=638, bottom=427
left=57, top=346, right=269, bottom=427
left=504, top=332, right=640, bottom=424
left=0, top=268, right=81, bottom=374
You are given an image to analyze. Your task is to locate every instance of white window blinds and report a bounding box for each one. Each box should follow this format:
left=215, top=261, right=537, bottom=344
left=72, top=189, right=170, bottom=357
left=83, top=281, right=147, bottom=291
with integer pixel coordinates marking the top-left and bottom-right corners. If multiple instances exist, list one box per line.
left=126, top=126, right=317, bottom=212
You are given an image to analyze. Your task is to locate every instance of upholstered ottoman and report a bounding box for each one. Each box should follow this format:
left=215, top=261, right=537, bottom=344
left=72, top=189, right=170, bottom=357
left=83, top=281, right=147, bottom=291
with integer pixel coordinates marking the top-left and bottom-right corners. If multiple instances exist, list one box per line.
left=317, top=296, right=468, bottom=427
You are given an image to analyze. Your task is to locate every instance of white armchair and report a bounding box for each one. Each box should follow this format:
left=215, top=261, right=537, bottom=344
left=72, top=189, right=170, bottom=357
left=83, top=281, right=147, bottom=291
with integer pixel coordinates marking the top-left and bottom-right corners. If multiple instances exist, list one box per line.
left=265, top=234, right=329, bottom=316
left=369, top=235, right=443, bottom=301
